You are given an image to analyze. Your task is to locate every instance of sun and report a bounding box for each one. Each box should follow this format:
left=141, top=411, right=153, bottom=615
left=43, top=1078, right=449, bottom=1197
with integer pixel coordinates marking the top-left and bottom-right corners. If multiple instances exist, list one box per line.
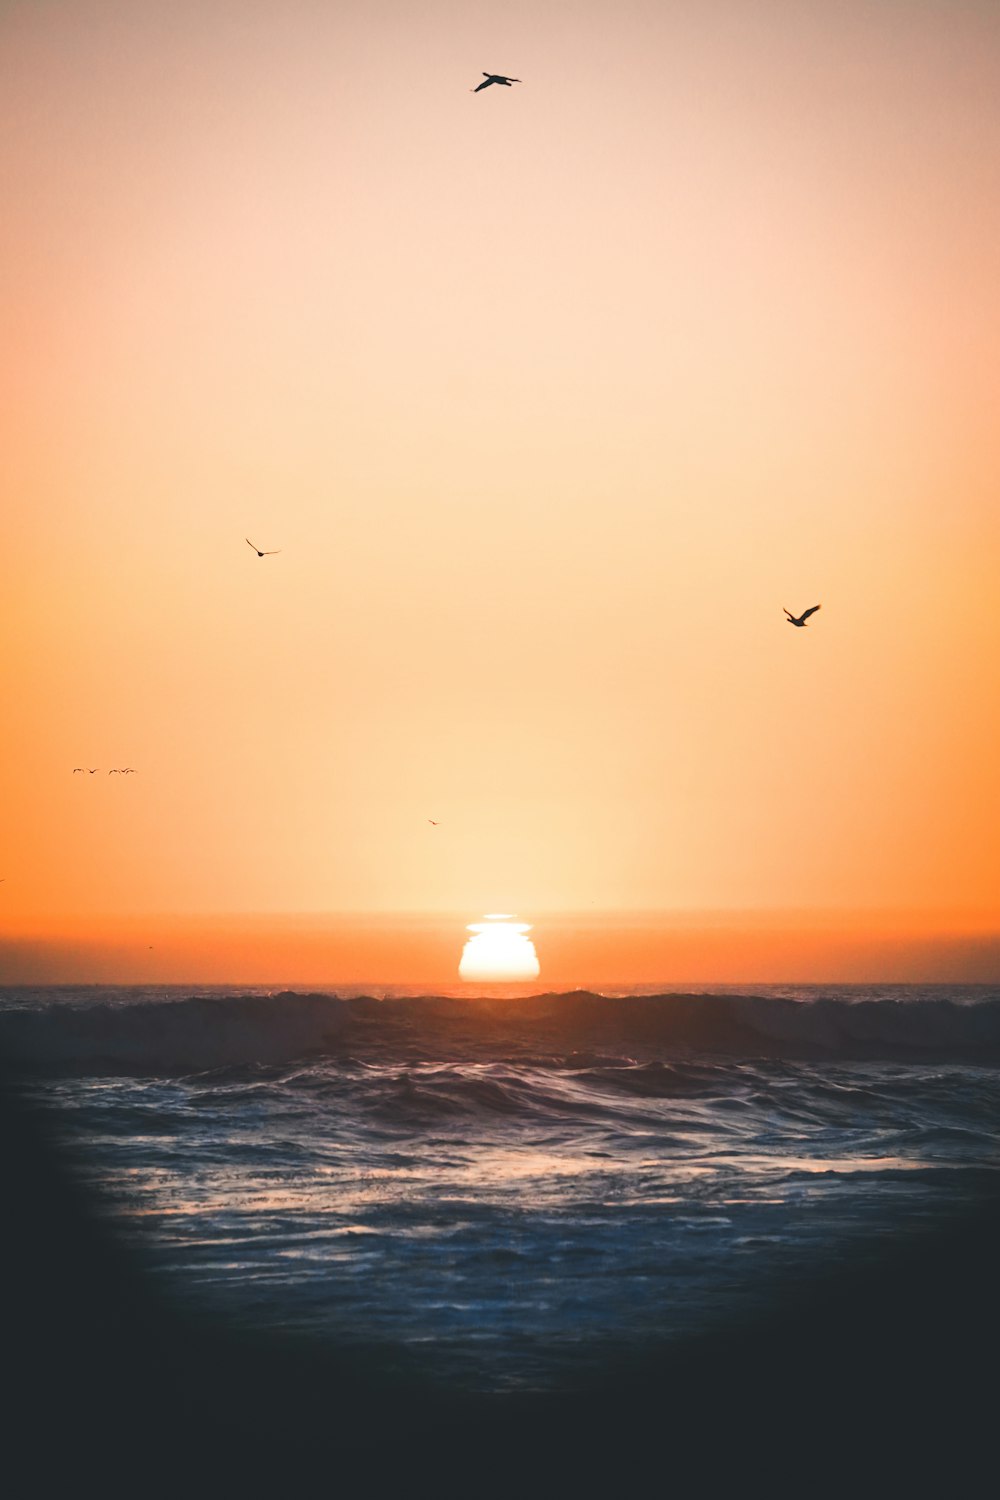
left=459, top=914, right=540, bottom=983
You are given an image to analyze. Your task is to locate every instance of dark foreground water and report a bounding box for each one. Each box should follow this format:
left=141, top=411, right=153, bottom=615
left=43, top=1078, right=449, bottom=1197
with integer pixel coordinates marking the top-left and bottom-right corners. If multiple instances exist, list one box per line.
left=2, top=984, right=998, bottom=1395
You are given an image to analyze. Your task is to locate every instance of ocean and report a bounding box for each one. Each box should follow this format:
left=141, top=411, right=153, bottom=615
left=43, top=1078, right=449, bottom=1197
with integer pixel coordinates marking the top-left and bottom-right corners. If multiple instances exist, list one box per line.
left=2, top=981, right=998, bottom=1400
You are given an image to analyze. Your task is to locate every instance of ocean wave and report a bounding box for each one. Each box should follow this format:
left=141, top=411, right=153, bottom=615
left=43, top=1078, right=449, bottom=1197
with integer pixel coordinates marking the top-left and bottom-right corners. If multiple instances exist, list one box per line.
left=1, top=989, right=999, bottom=1075
left=515, top=991, right=1000, bottom=1062
left=0, top=991, right=348, bottom=1073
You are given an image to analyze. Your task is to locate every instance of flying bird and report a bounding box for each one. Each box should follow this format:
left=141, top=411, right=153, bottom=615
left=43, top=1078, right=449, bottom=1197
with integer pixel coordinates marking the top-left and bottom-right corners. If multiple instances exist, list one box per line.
left=472, top=73, right=521, bottom=91
left=784, top=605, right=821, bottom=628
left=246, top=538, right=281, bottom=557
left=428, top=819, right=440, bottom=826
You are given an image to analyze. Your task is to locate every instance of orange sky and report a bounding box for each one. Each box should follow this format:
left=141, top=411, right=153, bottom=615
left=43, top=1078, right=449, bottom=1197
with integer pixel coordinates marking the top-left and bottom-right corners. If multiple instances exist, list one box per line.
left=2, top=1, right=999, bottom=981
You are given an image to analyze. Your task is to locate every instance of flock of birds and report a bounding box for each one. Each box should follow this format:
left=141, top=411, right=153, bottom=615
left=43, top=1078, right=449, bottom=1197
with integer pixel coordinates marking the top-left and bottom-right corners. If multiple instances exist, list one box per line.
left=465, top=71, right=824, bottom=633
left=247, top=527, right=822, bottom=629
left=65, top=69, right=822, bottom=833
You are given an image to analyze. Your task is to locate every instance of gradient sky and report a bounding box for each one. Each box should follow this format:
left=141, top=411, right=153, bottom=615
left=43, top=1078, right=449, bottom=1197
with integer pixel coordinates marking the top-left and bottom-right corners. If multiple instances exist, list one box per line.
left=2, top=1, right=999, bottom=979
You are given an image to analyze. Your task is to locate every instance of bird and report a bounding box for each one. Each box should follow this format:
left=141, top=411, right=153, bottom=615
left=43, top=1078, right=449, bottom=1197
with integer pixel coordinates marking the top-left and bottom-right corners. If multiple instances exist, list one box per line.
left=472, top=73, right=521, bottom=91
left=246, top=538, right=280, bottom=557
left=88, top=768, right=99, bottom=774
left=73, top=768, right=99, bottom=774
left=428, top=819, right=440, bottom=826
left=73, top=768, right=85, bottom=773
left=784, top=605, right=821, bottom=628
left=109, top=769, right=120, bottom=775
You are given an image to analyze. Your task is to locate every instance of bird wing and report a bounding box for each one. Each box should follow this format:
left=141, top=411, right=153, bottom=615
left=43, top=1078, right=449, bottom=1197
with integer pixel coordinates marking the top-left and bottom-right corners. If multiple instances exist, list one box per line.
left=800, top=604, right=821, bottom=621
left=246, top=538, right=259, bottom=551
left=473, top=78, right=494, bottom=90
left=262, top=549, right=281, bottom=555
left=783, top=608, right=794, bottom=619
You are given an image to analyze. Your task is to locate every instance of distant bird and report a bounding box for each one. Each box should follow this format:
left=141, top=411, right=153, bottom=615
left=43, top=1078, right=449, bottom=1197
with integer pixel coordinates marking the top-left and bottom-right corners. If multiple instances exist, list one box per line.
left=472, top=73, right=521, bottom=91
left=109, top=769, right=120, bottom=775
left=246, top=538, right=280, bottom=557
left=88, top=768, right=99, bottom=774
left=73, top=768, right=85, bottom=774
left=428, top=819, right=440, bottom=826
left=74, top=768, right=99, bottom=774
left=784, top=605, right=821, bottom=628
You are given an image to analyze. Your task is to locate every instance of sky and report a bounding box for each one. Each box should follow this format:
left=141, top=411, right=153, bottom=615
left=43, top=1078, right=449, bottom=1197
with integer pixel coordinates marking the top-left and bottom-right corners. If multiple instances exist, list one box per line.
left=2, top=0, right=999, bottom=981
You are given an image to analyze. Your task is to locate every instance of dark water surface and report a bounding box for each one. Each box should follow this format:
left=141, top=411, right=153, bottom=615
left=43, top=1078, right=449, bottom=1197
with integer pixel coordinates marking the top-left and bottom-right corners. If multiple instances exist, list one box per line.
left=3, top=984, right=999, bottom=1393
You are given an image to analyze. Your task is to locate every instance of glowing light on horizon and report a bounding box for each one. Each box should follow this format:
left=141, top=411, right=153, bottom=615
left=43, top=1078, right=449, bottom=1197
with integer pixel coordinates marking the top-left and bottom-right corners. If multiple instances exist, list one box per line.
left=459, top=914, right=540, bottom=983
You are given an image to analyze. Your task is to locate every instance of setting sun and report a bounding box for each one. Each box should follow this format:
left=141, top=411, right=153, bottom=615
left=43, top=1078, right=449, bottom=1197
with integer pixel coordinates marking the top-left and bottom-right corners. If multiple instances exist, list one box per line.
left=459, top=915, right=540, bottom=983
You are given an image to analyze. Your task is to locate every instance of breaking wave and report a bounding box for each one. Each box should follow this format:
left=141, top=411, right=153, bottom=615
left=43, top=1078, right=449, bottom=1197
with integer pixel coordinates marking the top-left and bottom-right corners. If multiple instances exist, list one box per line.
left=1, top=988, right=999, bottom=1075
left=0, top=991, right=349, bottom=1073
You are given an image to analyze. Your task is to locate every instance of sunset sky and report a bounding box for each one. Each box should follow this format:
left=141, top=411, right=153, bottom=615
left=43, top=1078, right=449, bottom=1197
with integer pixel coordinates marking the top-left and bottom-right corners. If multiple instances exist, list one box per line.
left=2, top=0, right=999, bottom=982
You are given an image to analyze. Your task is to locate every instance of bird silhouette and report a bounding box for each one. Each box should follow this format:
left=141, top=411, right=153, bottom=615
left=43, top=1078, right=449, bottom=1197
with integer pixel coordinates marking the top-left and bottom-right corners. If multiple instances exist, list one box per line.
left=73, top=768, right=99, bottom=774
left=246, top=538, right=281, bottom=557
left=428, top=819, right=440, bottom=826
left=784, top=605, right=821, bottom=628
left=73, top=768, right=85, bottom=773
left=472, top=73, right=521, bottom=91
